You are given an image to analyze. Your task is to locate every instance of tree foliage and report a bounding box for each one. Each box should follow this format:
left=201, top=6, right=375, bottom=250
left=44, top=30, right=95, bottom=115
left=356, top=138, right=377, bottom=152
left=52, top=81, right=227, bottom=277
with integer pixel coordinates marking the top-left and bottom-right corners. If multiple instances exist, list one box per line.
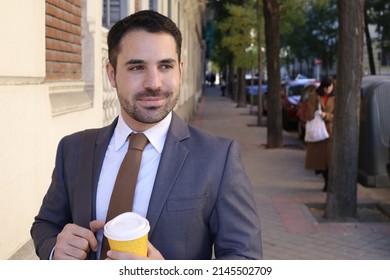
left=279, top=0, right=306, bottom=34
left=208, top=0, right=259, bottom=106
left=365, top=0, right=390, bottom=49
left=214, top=2, right=258, bottom=70
left=281, top=0, right=338, bottom=76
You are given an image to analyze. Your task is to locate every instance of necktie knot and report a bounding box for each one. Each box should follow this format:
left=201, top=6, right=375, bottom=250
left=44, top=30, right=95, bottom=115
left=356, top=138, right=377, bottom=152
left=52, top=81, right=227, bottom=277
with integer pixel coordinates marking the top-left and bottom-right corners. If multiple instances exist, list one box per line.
left=129, top=133, right=149, bottom=151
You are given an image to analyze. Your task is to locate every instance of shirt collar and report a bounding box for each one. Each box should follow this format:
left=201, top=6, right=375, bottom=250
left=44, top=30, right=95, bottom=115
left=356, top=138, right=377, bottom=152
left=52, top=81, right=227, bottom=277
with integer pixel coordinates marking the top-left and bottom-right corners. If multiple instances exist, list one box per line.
left=114, top=112, right=172, bottom=153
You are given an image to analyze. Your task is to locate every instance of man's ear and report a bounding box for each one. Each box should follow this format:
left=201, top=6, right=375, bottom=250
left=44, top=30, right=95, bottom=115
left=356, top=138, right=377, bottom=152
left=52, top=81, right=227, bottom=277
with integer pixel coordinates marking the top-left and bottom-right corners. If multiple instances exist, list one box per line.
left=179, top=60, right=184, bottom=81
left=106, top=63, right=117, bottom=88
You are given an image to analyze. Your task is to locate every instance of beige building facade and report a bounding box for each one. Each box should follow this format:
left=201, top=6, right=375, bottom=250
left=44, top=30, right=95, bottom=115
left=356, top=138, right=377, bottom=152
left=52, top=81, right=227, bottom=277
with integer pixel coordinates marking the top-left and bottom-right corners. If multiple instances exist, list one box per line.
left=0, top=0, right=207, bottom=259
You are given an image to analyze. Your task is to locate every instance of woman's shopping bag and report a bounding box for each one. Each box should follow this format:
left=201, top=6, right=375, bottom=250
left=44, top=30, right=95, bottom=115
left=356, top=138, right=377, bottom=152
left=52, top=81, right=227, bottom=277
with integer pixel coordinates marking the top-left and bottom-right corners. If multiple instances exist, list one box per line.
left=304, top=104, right=329, bottom=142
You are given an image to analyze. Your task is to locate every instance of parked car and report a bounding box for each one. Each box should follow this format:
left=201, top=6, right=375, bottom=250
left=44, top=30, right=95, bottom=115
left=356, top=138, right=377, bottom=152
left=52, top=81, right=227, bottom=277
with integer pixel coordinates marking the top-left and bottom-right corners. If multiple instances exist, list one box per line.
left=246, top=84, right=268, bottom=106
left=296, top=83, right=319, bottom=139
left=245, top=75, right=267, bottom=110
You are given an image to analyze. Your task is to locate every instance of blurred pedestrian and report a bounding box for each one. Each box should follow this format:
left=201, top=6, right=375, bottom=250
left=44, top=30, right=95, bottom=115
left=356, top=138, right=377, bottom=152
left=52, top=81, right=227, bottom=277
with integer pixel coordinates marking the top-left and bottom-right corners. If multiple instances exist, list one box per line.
left=210, top=72, right=216, bottom=87
left=304, top=76, right=335, bottom=192
left=220, top=77, right=226, bottom=96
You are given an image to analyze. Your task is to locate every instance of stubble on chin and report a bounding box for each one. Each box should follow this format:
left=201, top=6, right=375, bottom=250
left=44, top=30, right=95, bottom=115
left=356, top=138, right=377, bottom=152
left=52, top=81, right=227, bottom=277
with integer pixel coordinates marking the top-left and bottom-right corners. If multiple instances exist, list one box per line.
left=117, top=90, right=179, bottom=124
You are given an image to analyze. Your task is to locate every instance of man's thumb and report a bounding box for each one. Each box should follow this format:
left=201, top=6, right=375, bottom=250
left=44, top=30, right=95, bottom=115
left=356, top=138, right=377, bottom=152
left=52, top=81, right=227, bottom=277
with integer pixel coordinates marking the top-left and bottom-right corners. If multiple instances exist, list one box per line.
left=90, top=220, right=105, bottom=233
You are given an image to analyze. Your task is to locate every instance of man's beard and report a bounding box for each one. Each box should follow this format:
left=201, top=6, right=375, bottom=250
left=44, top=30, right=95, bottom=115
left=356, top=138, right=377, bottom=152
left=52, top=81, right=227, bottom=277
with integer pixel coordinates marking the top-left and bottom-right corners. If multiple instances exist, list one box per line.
left=118, top=89, right=179, bottom=124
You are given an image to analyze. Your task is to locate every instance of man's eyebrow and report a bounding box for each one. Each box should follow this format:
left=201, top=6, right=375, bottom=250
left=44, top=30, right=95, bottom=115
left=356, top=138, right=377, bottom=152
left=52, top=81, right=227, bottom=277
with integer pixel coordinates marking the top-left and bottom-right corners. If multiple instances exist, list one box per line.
left=124, top=59, right=145, bottom=65
left=159, top=58, right=177, bottom=64
left=124, top=58, right=177, bottom=65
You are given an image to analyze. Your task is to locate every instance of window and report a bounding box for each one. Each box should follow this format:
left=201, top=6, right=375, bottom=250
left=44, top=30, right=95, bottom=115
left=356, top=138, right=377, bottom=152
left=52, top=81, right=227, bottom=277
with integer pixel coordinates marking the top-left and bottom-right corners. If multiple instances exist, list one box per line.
left=149, top=0, right=158, bottom=11
left=103, top=0, right=128, bottom=29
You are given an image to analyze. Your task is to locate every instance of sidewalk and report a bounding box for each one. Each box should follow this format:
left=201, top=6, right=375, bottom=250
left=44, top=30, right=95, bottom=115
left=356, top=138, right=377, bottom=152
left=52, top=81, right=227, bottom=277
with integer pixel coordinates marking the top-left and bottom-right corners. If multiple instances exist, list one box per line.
left=193, top=85, right=390, bottom=260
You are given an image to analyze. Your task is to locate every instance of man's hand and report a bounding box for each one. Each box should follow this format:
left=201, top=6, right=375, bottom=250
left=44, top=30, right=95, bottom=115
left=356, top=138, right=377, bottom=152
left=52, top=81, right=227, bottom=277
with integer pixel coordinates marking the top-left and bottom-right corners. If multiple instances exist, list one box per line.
left=106, top=241, right=164, bottom=260
left=53, top=220, right=105, bottom=260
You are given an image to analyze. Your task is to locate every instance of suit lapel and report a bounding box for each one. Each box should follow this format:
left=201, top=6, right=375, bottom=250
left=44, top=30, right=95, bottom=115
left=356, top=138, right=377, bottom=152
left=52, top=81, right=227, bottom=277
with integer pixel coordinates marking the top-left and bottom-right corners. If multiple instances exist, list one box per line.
left=72, top=119, right=118, bottom=228
left=92, top=119, right=118, bottom=218
left=147, top=113, right=190, bottom=237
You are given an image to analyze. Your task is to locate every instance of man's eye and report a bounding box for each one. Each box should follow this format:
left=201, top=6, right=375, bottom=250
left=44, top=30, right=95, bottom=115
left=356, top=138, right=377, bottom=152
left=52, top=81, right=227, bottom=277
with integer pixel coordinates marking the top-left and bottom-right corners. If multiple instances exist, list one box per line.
left=129, top=65, right=144, bottom=71
left=160, top=64, right=173, bottom=70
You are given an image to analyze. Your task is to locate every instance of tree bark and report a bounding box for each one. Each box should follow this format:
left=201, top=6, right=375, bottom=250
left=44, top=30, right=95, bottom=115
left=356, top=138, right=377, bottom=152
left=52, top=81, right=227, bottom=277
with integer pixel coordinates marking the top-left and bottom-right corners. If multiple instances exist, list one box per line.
left=237, top=67, right=247, bottom=107
left=256, top=0, right=263, bottom=126
left=227, top=63, right=234, bottom=99
left=325, top=0, right=364, bottom=220
left=237, top=67, right=246, bottom=107
left=263, top=0, right=283, bottom=148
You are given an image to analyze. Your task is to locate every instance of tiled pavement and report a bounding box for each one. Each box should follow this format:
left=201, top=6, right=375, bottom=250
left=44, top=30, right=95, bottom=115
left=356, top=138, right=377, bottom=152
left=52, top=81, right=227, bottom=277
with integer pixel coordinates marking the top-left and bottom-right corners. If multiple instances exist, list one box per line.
left=193, top=85, right=390, bottom=260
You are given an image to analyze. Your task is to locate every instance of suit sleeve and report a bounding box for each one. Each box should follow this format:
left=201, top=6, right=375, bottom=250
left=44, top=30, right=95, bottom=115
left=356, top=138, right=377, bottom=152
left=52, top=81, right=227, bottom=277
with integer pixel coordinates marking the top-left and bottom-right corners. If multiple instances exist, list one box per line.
left=30, top=137, right=74, bottom=260
left=210, top=140, right=263, bottom=259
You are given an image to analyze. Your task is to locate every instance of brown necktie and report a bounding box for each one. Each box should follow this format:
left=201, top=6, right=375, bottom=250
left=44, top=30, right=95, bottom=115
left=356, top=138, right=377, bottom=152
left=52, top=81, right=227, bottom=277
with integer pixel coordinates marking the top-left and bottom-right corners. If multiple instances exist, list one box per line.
left=100, top=132, right=149, bottom=259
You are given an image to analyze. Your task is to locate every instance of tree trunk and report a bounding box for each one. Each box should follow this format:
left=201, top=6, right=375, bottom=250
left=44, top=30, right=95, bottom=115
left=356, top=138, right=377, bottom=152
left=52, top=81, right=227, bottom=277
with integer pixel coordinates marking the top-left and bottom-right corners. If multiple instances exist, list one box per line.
left=325, top=0, right=364, bottom=220
left=227, top=63, right=234, bottom=99
left=364, top=8, right=376, bottom=75
left=263, top=0, right=283, bottom=148
left=256, top=0, right=263, bottom=126
left=236, top=67, right=246, bottom=107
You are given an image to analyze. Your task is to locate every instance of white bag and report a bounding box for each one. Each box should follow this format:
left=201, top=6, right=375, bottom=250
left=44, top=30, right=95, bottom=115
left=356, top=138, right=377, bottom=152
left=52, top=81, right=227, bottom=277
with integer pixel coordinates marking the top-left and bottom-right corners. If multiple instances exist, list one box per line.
left=304, top=104, right=329, bottom=142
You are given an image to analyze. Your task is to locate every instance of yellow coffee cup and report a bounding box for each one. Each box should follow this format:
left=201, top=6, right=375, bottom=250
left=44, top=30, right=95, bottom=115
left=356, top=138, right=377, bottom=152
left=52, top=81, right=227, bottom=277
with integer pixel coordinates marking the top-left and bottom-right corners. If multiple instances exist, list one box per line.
left=104, top=212, right=150, bottom=256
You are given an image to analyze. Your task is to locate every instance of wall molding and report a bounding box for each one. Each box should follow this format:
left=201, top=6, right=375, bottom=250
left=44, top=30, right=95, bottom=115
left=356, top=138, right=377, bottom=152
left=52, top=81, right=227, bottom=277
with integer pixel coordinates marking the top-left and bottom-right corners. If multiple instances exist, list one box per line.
left=48, top=81, right=93, bottom=116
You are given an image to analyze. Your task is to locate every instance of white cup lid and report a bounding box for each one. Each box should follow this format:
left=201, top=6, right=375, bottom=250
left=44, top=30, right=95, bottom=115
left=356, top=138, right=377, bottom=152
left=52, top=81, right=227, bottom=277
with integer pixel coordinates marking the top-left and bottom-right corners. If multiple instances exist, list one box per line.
left=104, top=212, right=150, bottom=241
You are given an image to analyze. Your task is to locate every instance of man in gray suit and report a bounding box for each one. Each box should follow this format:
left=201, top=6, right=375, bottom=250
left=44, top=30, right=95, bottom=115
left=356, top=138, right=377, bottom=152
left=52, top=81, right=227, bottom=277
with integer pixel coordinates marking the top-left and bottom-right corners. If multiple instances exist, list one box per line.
left=31, top=10, right=262, bottom=260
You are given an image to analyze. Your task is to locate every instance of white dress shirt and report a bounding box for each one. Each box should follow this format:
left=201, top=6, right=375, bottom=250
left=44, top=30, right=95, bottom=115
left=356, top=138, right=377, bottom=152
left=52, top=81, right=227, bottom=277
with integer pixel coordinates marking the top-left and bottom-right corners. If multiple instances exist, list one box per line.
left=95, top=111, right=171, bottom=257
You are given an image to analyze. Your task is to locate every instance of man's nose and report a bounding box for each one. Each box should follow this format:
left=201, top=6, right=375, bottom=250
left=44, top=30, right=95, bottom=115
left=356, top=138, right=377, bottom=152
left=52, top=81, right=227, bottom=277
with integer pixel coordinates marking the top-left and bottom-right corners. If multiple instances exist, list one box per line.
left=143, top=68, right=162, bottom=90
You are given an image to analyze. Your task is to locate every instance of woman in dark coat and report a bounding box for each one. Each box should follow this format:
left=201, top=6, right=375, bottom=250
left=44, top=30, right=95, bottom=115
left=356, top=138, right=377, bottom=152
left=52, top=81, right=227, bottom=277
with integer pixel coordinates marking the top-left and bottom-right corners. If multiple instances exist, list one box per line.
left=305, top=76, right=335, bottom=192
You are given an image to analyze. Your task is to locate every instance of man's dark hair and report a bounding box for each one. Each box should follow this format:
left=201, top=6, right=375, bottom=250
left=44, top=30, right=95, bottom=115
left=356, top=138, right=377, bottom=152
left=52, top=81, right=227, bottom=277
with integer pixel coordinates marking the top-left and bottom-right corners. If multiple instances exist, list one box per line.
left=107, top=10, right=182, bottom=71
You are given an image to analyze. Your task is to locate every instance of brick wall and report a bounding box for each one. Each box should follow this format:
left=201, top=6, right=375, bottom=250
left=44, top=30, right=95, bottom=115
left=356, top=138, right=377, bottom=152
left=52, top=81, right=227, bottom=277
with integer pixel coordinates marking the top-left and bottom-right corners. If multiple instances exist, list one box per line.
left=46, top=0, right=82, bottom=81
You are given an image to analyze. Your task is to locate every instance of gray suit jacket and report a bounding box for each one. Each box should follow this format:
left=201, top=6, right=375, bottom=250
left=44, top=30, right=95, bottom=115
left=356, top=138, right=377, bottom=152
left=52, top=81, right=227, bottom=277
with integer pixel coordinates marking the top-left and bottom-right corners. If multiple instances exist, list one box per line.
left=31, top=113, right=262, bottom=260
